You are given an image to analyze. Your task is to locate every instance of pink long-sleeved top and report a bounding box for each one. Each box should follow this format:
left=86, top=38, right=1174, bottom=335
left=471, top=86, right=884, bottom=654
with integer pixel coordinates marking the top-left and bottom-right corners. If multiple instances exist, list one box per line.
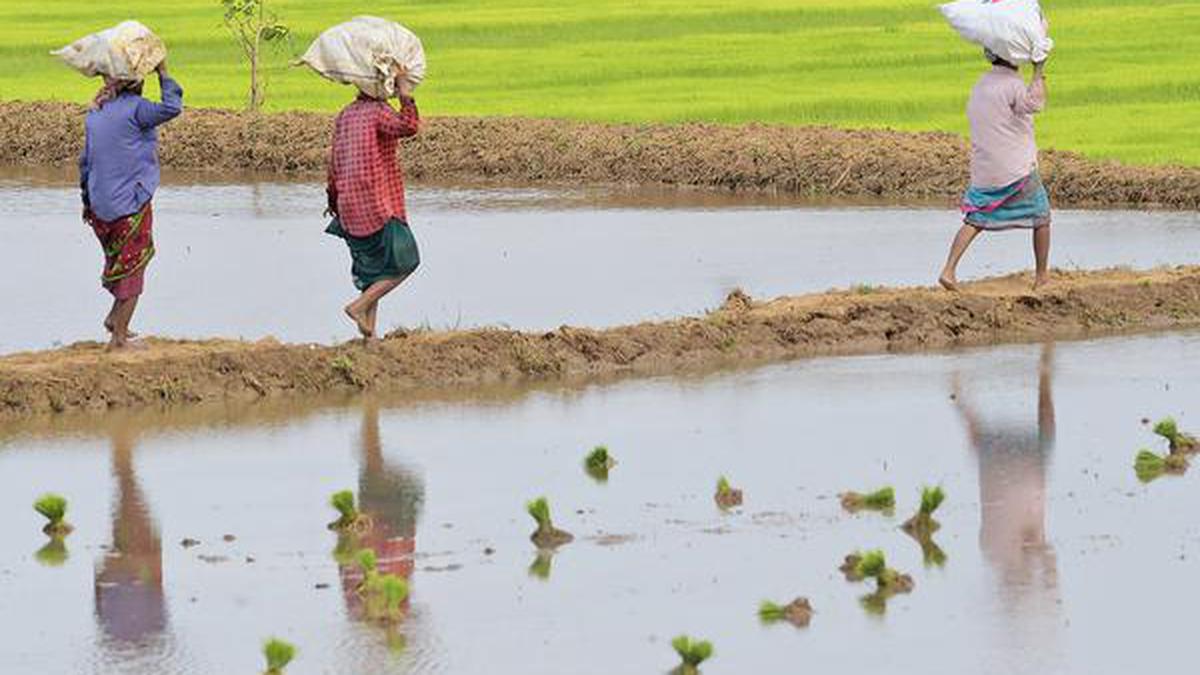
left=967, top=65, right=1046, bottom=188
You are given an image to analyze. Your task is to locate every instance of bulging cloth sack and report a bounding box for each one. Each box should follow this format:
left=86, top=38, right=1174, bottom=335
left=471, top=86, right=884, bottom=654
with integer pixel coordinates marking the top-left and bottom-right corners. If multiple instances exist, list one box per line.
left=940, top=0, right=1053, bottom=65
left=300, top=16, right=426, bottom=99
left=52, top=20, right=166, bottom=80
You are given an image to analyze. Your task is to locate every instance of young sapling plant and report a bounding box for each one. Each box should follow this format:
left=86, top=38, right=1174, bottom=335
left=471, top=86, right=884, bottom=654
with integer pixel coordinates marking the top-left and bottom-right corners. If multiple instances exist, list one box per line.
left=901, top=486, right=945, bottom=537
left=1134, top=449, right=1187, bottom=483
left=758, top=597, right=814, bottom=627
left=584, top=445, right=616, bottom=481
left=327, top=490, right=372, bottom=533
left=356, top=548, right=380, bottom=593
left=378, top=574, right=408, bottom=620
left=33, top=493, right=73, bottom=536
left=714, top=475, right=743, bottom=509
left=671, top=635, right=714, bottom=674
left=839, top=486, right=895, bottom=513
left=527, top=497, right=574, bottom=548
left=262, top=637, right=296, bottom=675
left=1154, top=417, right=1198, bottom=453
left=854, top=549, right=914, bottom=594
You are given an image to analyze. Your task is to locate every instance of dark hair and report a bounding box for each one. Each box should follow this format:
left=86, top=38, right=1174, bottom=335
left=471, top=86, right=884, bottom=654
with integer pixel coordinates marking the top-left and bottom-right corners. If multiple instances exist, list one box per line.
left=983, top=48, right=1017, bottom=70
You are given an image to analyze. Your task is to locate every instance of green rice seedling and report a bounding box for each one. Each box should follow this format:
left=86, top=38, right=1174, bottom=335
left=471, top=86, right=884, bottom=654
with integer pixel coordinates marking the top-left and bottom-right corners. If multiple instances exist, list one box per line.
left=859, top=590, right=890, bottom=616
left=528, top=550, right=554, bottom=580
left=379, top=574, right=409, bottom=618
left=901, top=486, right=945, bottom=537
left=584, top=445, right=616, bottom=481
left=331, top=533, right=359, bottom=566
left=327, top=490, right=372, bottom=533
left=1154, top=418, right=1199, bottom=453
left=758, top=597, right=813, bottom=627
left=262, top=637, right=296, bottom=675
left=1134, top=449, right=1187, bottom=483
left=840, top=486, right=895, bottom=513
left=35, top=538, right=69, bottom=567
left=714, top=476, right=743, bottom=509
left=33, top=493, right=73, bottom=536
left=356, top=548, right=380, bottom=593
left=671, top=635, right=714, bottom=674
left=851, top=549, right=914, bottom=594
left=527, top=497, right=574, bottom=548
left=917, top=536, right=948, bottom=568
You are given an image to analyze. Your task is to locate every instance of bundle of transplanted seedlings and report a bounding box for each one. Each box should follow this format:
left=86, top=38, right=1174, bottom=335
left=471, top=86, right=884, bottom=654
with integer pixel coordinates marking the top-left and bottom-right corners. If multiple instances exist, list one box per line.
left=584, top=445, right=616, bottom=481
left=1153, top=417, right=1198, bottom=453
left=527, top=497, right=574, bottom=548
left=262, top=637, right=296, bottom=675
left=840, top=486, right=894, bottom=513
left=758, top=597, right=814, bottom=627
left=671, top=635, right=714, bottom=674
left=355, top=549, right=380, bottom=594
left=327, top=490, right=373, bottom=533
left=901, top=486, right=945, bottom=538
left=34, top=493, right=73, bottom=536
left=1134, top=448, right=1188, bottom=483
left=366, top=575, right=409, bottom=623
left=714, top=475, right=743, bottom=509
left=842, top=549, right=914, bottom=594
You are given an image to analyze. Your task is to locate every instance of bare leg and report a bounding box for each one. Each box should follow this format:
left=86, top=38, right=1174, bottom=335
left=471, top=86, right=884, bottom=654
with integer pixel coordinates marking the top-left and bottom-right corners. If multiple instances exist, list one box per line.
left=1032, top=225, right=1051, bottom=290
left=344, top=277, right=405, bottom=339
left=104, top=298, right=139, bottom=339
left=106, top=296, right=140, bottom=351
left=939, top=224, right=982, bottom=291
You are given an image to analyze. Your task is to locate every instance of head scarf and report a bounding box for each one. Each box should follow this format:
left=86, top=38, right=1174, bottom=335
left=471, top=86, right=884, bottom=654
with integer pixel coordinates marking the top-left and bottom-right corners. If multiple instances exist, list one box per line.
left=90, top=78, right=141, bottom=111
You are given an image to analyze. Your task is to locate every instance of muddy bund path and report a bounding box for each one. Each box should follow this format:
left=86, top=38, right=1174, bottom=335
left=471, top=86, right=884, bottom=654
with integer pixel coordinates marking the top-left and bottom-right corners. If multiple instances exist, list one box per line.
left=4, top=101, right=1200, bottom=209
left=3, top=266, right=1199, bottom=420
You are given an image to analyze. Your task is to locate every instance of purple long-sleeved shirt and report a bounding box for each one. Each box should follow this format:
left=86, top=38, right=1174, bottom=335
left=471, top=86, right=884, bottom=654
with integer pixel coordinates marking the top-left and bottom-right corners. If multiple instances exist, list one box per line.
left=79, top=76, right=183, bottom=222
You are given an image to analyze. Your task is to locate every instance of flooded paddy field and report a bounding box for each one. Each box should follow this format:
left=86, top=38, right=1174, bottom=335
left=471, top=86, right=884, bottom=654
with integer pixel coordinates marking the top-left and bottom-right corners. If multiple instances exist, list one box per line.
left=4, top=170, right=1200, bottom=354
left=2, top=330, right=1199, bottom=674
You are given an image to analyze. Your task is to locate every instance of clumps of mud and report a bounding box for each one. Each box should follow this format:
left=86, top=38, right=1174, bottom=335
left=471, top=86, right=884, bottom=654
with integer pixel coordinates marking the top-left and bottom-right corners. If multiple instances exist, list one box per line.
left=3, top=101, right=1200, bottom=209
left=4, top=267, right=1200, bottom=421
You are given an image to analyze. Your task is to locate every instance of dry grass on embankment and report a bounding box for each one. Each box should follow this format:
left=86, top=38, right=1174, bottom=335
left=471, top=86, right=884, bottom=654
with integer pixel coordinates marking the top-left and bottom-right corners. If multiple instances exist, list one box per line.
left=3, top=101, right=1200, bottom=209
left=3, top=266, right=1199, bottom=421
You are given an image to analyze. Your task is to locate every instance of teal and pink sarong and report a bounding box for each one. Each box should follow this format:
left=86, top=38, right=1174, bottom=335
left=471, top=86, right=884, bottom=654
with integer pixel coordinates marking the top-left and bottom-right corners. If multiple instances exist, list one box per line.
left=961, top=171, right=1052, bottom=231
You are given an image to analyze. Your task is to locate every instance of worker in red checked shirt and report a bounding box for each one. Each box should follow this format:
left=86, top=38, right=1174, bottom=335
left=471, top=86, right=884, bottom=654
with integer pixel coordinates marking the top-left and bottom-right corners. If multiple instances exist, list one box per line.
left=324, top=67, right=421, bottom=339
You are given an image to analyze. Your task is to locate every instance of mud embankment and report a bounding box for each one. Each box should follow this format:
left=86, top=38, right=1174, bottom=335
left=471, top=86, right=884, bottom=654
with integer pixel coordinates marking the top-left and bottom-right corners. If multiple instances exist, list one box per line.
left=3, top=266, right=1199, bottom=421
left=3, top=101, right=1200, bottom=209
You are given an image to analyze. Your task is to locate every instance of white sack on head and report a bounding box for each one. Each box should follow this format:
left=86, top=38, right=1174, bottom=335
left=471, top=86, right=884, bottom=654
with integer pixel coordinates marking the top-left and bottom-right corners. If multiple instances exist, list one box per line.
left=940, top=0, right=1053, bottom=65
left=300, top=16, right=426, bottom=99
left=52, top=20, right=166, bottom=80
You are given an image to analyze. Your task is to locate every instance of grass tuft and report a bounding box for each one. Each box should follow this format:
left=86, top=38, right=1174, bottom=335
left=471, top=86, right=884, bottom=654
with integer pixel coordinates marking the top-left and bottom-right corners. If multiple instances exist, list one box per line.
left=671, top=635, right=714, bottom=669
left=262, top=637, right=296, bottom=674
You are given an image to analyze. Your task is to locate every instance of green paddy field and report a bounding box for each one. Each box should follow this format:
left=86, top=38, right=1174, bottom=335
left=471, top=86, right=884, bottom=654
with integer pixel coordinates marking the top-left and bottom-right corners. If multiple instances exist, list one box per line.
left=2, top=0, right=1198, bottom=165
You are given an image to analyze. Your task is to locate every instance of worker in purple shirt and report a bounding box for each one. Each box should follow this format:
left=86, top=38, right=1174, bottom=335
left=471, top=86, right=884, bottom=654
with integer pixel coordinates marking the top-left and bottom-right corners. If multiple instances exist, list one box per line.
left=79, top=60, right=182, bottom=351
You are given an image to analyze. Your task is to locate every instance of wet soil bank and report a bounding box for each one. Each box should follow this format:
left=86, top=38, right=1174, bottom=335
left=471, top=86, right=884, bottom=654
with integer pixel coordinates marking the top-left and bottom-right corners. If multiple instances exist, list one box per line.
left=3, top=101, right=1200, bottom=209
left=3, top=266, right=1199, bottom=421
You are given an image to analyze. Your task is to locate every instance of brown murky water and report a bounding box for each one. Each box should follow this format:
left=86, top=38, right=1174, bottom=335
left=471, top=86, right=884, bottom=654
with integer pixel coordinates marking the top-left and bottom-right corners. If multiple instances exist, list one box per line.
left=2, top=330, right=1198, bottom=674
left=4, top=169, right=1200, bottom=354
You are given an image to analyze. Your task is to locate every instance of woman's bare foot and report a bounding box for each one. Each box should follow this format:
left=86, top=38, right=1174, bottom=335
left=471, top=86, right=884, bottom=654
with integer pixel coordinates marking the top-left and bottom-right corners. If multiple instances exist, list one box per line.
left=1032, top=274, right=1052, bottom=292
left=938, top=274, right=960, bottom=292
left=104, top=320, right=138, bottom=339
left=105, top=337, right=147, bottom=353
left=344, top=303, right=374, bottom=339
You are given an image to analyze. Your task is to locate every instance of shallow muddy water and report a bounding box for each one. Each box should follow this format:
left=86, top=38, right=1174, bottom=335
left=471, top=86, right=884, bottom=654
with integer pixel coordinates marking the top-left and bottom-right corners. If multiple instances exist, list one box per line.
left=3, top=171, right=1200, bottom=354
left=2, top=330, right=1199, bottom=674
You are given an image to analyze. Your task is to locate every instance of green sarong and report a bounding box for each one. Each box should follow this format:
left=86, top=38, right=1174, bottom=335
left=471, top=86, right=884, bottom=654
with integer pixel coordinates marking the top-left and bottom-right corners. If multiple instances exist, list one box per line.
left=325, top=218, right=421, bottom=291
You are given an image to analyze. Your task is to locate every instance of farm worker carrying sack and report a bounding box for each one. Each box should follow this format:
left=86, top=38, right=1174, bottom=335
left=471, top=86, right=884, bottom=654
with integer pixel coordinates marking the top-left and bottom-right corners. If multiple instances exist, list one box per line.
left=299, top=16, right=426, bottom=99
left=940, top=0, right=1053, bottom=65
left=52, top=20, right=166, bottom=80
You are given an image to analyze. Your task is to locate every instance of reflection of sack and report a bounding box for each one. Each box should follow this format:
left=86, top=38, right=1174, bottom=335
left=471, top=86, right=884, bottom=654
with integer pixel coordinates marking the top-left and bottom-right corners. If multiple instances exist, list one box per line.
left=52, top=20, right=166, bottom=80
left=940, top=0, right=1053, bottom=65
left=300, top=16, right=426, bottom=100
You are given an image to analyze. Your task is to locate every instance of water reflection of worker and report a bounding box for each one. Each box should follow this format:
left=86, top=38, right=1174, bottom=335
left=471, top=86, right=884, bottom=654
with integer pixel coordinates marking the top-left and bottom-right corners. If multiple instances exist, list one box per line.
left=953, top=343, right=1060, bottom=670
left=339, top=402, right=425, bottom=620
left=94, top=424, right=168, bottom=644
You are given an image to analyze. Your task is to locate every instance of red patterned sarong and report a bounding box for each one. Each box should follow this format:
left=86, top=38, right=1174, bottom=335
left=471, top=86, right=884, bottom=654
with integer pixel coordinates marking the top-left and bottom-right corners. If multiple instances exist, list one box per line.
left=87, top=201, right=155, bottom=300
